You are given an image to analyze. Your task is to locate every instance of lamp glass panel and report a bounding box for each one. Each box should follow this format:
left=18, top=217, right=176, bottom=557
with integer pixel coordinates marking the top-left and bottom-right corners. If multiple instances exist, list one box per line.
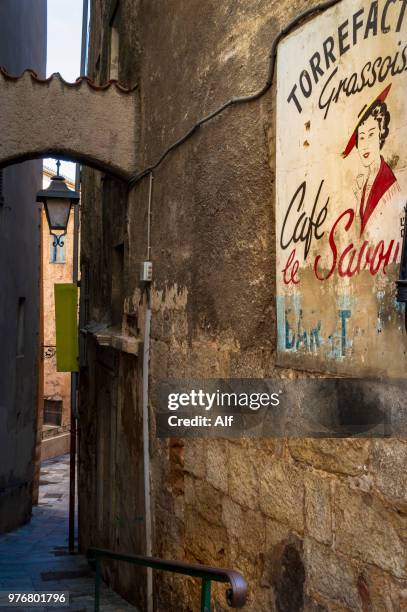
left=46, top=198, right=72, bottom=231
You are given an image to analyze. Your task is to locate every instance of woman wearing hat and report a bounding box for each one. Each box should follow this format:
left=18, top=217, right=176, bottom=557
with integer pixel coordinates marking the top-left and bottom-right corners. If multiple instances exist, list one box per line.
left=342, top=84, right=399, bottom=236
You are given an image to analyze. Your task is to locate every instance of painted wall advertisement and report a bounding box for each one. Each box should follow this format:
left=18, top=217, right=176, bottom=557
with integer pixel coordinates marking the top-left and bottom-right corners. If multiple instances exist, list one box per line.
left=276, top=0, right=407, bottom=376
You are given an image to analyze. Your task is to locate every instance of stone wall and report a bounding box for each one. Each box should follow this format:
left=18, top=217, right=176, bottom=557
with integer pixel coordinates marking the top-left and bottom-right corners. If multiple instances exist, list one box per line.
left=0, top=0, right=47, bottom=533
left=79, top=1, right=407, bottom=610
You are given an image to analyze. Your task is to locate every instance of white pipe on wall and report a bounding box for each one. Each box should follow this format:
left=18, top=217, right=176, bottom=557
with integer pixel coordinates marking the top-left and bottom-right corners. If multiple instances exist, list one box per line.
left=142, top=302, right=153, bottom=612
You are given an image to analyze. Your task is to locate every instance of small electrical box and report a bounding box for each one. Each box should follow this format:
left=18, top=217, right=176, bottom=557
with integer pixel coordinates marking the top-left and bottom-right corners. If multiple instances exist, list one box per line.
left=140, top=261, right=153, bottom=282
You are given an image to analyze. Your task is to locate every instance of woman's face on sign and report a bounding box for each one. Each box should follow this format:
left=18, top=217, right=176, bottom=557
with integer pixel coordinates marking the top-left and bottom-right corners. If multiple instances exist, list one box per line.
left=357, top=115, right=381, bottom=168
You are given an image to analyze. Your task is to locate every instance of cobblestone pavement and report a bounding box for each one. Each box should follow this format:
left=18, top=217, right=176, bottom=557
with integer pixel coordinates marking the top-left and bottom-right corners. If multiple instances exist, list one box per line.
left=0, top=455, right=138, bottom=612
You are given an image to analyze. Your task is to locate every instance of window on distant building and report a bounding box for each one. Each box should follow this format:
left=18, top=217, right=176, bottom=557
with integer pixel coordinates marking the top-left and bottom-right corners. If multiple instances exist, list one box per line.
left=50, top=236, right=66, bottom=264
left=109, top=3, right=121, bottom=80
left=43, top=399, right=63, bottom=427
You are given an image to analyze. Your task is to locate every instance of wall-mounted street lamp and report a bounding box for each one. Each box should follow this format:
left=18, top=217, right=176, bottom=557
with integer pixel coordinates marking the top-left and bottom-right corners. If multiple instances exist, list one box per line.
left=36, top=160, right=80, bottom=247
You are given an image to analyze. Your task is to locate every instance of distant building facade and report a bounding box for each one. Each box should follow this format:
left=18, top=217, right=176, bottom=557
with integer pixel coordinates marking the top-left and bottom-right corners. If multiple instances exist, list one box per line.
left=40, top=166, right=76, bottom=460
left=0, top=0, right=47, bottom=532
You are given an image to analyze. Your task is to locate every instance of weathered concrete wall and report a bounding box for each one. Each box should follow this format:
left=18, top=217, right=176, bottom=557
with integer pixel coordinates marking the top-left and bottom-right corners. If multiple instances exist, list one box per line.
left=0, top=0, right=47, bottom=532
left=79, top=1, right=407, bottom=610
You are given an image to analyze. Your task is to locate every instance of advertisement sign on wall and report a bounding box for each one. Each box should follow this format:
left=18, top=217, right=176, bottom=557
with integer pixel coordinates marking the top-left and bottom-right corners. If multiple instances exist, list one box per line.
left=276, top=0, right=407, bottom=375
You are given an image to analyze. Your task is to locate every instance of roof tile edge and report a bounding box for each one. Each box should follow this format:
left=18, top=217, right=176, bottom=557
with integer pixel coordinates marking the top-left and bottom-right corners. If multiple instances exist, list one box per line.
left=0, top=66, right=137, bottom=94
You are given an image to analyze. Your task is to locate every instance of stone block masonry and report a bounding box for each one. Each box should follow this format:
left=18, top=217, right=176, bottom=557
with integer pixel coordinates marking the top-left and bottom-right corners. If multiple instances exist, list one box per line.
left=78, top=0, right=407, bottom=610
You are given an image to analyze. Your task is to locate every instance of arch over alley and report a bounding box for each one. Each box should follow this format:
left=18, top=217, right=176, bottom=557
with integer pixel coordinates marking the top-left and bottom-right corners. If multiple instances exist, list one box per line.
left=0, top=68, right=138, bottom=180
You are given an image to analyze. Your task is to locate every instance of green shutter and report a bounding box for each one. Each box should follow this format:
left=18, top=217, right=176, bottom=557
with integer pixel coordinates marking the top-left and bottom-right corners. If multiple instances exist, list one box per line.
left=54, top=283, right=78, bottom=372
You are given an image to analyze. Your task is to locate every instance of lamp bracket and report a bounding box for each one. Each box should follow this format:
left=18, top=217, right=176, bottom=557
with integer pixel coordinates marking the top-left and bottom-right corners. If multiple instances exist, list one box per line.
left=51, top=232, right=66, bottom=248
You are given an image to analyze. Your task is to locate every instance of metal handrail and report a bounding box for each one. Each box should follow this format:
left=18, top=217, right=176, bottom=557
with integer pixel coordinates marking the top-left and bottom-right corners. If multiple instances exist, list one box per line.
left=87, top=547, right=248, bottom=611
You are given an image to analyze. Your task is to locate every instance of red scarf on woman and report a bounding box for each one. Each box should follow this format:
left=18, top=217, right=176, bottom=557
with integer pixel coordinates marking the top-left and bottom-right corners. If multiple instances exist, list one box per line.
left=360, top=156, right=397, bottom=235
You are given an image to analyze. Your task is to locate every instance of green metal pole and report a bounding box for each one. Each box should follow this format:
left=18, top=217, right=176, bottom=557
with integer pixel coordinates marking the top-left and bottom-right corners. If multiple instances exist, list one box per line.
left=200, top=578, right=212, bottom=612
left=94, top=558, right=101, bottom=612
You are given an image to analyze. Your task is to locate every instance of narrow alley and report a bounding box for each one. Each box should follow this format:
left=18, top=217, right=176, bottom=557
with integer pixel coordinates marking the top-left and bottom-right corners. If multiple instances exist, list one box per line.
left=0, top=456, right=136, bottom=611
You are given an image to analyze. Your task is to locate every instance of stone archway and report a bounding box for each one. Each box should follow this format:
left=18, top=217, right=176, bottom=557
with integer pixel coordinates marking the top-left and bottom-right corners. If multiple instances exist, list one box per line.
left=0, top=68, right=138, bottom=180
left=0, top=66, right=138, bottom=533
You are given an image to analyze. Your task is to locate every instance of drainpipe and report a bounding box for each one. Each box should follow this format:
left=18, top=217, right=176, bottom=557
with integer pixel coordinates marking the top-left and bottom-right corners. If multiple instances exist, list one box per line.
left=69, top=0, right=89, bottom=554
left=142, top=301, right=153, bottom=612
left=143, top=173, right=153, bottom=612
